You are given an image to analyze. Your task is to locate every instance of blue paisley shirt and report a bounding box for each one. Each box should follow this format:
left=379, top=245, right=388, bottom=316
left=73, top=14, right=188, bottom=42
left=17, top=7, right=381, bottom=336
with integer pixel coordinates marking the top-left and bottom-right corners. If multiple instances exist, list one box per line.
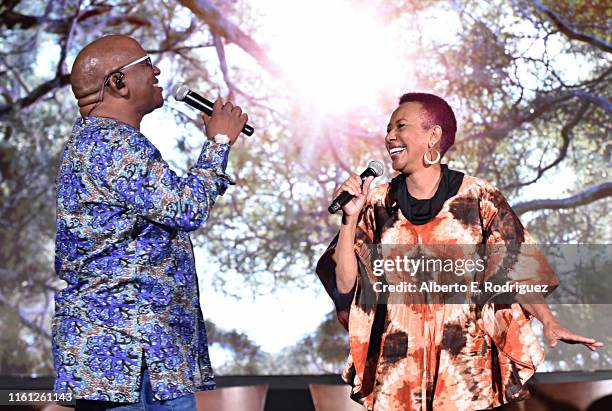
left=52, top=116, right=230, bottom=402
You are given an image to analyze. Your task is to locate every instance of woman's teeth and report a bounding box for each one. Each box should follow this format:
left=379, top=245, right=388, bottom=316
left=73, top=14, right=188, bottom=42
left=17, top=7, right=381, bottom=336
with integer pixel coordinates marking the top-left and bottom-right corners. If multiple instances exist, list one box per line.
left=390, top=147, right=406, bottom=155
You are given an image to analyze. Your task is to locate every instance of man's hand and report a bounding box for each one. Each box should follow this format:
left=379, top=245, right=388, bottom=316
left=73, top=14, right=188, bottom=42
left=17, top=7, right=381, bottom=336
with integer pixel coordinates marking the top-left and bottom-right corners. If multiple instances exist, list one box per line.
left=202, top=99, right=248, bottom=145
left=543, top=319, right=604, bottom=351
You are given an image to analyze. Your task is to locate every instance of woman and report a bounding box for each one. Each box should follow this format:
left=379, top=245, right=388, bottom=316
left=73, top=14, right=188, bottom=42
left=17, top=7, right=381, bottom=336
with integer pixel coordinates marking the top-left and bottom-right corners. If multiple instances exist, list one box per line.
left=316, top=93, right=602, bottom=411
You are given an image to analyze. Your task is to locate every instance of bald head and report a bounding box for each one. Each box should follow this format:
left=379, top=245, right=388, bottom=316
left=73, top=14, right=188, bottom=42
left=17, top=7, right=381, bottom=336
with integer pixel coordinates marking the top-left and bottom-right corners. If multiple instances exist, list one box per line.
left=70, top=35, right=145, bottom=100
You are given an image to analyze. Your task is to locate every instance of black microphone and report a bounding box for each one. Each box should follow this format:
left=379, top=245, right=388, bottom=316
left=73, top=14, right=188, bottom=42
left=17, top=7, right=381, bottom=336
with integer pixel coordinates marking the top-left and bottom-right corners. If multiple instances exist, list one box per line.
left=173, top=84, right=254, bottom=136
left=328, top=161, right=384, bottom=214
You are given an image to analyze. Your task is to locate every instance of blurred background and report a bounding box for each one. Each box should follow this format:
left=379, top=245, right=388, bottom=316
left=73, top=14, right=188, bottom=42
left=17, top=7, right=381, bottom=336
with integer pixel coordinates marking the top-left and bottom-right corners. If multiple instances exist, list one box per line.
left=0, top=0, right=610, bottom=381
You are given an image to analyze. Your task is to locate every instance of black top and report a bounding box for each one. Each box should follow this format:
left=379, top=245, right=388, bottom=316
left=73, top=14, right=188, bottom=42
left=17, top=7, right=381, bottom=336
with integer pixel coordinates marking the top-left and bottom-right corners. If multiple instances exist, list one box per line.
left=390, top=164, right=464, bottom=225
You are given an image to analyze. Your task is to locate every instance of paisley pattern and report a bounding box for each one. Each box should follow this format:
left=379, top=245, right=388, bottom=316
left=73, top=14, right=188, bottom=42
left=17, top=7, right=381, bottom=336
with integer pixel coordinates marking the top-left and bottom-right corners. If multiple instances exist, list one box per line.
left=316, top=174, right=559, bottom=411
left=53, top=117, right=227, bottom=402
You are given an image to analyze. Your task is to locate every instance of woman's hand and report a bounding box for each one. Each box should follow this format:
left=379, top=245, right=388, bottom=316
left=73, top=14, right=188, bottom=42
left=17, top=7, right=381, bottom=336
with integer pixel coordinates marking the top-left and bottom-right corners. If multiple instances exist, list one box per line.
left=518, top=297, right=603, bottom=352
left=333, top=175, right=374, bottom=218
left=543, top=320, right=604, bottom=351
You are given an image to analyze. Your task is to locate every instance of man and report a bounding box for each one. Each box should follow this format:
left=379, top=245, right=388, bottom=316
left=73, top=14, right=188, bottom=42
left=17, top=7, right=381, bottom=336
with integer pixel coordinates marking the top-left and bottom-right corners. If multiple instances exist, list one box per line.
left=53, top=35, right=247, bottom=409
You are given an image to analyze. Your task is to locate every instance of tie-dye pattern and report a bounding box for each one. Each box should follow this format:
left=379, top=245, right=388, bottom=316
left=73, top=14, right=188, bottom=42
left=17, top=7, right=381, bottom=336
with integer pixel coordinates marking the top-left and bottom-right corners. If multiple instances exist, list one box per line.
left=53, top=117, right=229, bottom=402
left=317, top=175, right=558, bottom=411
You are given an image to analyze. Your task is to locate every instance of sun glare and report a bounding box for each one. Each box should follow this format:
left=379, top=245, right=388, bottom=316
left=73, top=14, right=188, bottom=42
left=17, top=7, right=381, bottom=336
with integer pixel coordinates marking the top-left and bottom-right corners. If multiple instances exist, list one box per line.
left=262, top=0, right=404, bottom=113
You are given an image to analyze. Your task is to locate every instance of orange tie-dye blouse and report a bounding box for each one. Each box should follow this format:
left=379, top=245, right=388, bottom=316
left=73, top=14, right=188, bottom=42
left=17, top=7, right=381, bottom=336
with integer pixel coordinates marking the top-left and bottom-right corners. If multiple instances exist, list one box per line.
left=316, top=174, right=558, bottom=411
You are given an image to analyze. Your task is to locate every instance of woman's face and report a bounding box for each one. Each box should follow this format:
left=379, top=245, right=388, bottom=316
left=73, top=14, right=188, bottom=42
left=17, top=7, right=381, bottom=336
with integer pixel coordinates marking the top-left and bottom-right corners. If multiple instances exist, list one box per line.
left=385, top=102, right=433, bottom=174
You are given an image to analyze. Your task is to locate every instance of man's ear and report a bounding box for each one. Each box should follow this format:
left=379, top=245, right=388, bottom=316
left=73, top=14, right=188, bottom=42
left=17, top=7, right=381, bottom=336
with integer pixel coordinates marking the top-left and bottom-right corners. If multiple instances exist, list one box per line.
left=108, top=73, right=128, bottom=96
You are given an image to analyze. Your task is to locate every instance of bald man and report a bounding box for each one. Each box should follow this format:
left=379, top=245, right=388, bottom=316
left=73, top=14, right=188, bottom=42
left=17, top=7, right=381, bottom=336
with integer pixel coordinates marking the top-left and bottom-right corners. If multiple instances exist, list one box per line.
left=53, top=35, right=247, bottom=410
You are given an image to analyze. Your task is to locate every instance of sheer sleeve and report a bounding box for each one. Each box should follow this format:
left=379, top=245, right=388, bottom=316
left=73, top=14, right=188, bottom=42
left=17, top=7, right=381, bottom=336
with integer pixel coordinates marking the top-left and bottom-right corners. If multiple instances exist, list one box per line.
left=479, top=184, right=559, bottom=301
left=478, top=182, right=559, bottom=392
left=315, top=197, right=377, bottom=330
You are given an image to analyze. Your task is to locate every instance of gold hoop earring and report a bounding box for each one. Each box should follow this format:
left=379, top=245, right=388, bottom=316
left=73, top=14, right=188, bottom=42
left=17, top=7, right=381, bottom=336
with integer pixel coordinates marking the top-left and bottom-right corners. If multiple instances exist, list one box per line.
left=424, top=148, right=440, bottom=165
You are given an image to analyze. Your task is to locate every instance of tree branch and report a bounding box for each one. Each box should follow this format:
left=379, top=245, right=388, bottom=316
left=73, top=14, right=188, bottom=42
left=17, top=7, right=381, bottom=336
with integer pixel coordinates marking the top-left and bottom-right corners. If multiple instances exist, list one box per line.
left=513, top=181, right=612, bottom=215
left=570, top=90, right=612, bottom=113
left=0, top=54, right=31, bottom=92
left=457, top=87, right=610, bottom=144
left=177, top=0, right=283, bottom=78
left=0, top=9, right=43, bottom=30
left=0, top=74, right=70, bottom=118
left=531, top=0, right=612, bottom=54
left=55, top=0, right=83, bottom=78
left=507, top=102, right=590, bottom=190
left=146, top=43, right=213, bottom=54
left=1, top=6, right=150, bottom=34
left=213, top=33, right=236, bottom=100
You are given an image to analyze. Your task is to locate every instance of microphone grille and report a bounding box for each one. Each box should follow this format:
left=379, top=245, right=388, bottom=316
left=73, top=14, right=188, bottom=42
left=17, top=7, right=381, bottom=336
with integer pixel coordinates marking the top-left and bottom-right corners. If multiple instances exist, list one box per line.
left=173, top=83, right=190, bottom=101
left=368, top=160, right=384, bottom=177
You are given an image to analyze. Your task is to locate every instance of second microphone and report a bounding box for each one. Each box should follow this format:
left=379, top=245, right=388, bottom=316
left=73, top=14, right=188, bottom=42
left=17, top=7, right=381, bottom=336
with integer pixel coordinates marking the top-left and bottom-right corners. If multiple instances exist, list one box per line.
left=328, top=161, right=384, bottom=214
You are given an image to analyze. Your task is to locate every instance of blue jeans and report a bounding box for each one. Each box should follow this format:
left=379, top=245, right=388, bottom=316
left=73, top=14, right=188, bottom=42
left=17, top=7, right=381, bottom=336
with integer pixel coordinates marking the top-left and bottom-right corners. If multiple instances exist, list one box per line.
left=75, top=368, right=196, bottom=410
